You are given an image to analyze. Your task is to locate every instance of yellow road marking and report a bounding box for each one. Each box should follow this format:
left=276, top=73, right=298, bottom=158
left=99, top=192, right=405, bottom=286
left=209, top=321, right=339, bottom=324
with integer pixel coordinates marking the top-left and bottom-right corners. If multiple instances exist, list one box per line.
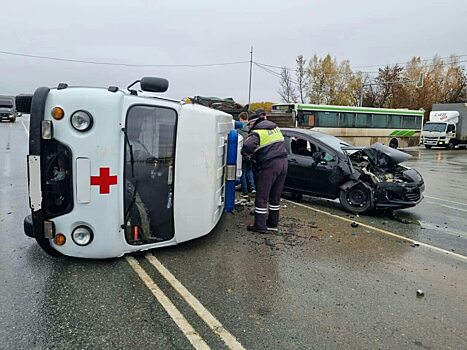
left=146, top=254, right=246, bottom=350
left=126, top=256, right=211, bottom=350
left=283, top=199, right=467, bottom=263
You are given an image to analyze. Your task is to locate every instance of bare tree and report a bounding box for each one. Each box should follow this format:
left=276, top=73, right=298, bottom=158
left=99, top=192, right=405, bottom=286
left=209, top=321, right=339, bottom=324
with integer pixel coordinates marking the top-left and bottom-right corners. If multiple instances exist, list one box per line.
left=278, top=67, right=298, bottom=103
left=295, top=55, right=308, bottom=103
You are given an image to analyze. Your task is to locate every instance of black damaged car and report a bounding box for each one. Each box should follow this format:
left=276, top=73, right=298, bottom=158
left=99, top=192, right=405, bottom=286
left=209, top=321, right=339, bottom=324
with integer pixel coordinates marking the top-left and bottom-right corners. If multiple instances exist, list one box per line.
left=281, top=128, right=425, bottom=213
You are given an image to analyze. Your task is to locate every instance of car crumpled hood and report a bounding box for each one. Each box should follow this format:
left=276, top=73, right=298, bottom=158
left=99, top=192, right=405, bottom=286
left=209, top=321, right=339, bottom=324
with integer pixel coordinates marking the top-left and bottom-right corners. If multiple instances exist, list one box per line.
left=361, top=143, right=412, bottom=166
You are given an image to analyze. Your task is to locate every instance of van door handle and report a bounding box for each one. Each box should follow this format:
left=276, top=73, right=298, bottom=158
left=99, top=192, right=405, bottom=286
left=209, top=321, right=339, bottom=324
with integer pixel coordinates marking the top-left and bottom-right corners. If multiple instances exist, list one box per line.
left=288, top=158, right=298, bottom=163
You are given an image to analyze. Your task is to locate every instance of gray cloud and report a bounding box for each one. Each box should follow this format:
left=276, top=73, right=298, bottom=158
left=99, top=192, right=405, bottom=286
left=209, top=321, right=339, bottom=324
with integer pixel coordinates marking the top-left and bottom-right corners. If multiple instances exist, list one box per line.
left=1, top=0, right=465, bottom=104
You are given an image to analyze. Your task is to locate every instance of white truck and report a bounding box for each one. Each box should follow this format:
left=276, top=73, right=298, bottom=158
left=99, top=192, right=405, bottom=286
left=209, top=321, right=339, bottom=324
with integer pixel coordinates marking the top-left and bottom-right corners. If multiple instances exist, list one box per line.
left=422, top=103, right=467, bottom=149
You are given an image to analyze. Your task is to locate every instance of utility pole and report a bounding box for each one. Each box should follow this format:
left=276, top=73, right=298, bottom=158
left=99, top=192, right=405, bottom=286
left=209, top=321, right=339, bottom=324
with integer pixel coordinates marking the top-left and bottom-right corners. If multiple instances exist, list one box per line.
left=248, top=46, right=253, bottom=110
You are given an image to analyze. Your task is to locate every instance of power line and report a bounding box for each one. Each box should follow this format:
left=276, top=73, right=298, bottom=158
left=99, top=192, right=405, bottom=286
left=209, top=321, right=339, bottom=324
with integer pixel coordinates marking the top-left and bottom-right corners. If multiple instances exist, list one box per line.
left=0, top=50, right=250, bottom=68
left=254, top=62, right=300, bottom=85
left=256, top=54, right=467, bottom=75
left=352, top=54, right=467, bottom=69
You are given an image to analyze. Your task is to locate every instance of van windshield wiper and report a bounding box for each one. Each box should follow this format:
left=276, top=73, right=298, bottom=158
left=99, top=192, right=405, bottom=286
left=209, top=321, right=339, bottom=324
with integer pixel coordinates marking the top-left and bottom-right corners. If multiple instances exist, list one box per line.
left=122, top=128, right=135, bottom=177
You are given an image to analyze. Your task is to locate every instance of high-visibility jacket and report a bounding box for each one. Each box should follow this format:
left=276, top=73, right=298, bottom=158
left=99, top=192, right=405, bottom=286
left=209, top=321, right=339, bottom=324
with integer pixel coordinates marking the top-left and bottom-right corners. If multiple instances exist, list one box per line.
left=253, top=127, right=285, bottom=150
left=242, top=119, right=287, bottom=167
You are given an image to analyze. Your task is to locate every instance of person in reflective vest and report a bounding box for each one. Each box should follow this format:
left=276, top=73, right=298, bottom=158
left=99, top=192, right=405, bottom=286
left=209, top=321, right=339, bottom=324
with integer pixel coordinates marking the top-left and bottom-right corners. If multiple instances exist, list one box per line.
left=241, top=109, right=288, bottom=233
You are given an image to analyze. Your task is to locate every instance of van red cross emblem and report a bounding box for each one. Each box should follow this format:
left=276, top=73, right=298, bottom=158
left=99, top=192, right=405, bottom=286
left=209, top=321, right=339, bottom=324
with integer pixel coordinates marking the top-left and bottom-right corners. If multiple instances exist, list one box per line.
left=90, top=167, right=118, bottom=194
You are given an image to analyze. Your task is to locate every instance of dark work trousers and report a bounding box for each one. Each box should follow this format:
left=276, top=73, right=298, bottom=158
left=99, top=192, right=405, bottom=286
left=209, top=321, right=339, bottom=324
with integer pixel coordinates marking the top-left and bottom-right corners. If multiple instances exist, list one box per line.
left=254, top=157, right=288, bottom=230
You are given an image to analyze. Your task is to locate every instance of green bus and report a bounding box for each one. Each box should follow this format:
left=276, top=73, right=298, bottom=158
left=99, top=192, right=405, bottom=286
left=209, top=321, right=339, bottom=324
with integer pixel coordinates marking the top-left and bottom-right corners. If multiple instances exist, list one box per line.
left=269, top=104, right=424, bottom=148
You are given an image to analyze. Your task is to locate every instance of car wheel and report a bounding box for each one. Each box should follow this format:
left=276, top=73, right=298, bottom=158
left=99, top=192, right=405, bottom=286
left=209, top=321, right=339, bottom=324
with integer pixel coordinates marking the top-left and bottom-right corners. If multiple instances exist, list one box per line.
left=389, top=138, right=398, bottom=149
left=424, top=145, right=432, bottom=149
left=446, top=141, right=455, bottom=150
left=339, top=184, right=373, bottom=214
left=10, top=116, right=16, bottom=123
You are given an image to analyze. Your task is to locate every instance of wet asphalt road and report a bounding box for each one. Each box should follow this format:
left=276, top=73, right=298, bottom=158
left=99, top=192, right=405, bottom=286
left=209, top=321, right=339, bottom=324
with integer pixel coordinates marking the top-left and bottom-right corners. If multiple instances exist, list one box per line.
left=1, top=117, right=466, bottom=350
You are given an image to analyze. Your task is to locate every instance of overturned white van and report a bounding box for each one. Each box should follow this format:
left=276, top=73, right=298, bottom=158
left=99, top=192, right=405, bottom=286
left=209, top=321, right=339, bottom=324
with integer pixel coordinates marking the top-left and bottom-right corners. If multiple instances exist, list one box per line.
left=17, top=77, right=241, bottom=259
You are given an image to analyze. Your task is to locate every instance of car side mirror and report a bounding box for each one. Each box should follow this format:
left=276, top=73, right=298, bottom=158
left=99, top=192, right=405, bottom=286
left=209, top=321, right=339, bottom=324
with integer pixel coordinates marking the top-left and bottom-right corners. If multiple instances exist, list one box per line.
left=16, top=112, right=22, bottom=117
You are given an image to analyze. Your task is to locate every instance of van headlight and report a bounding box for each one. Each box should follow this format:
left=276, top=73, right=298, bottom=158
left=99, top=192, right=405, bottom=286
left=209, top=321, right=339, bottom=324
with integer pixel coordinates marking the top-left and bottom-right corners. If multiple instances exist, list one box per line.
left=71, top=110, right=93, bottom=131
left=72, top=226, right=94, bottom=246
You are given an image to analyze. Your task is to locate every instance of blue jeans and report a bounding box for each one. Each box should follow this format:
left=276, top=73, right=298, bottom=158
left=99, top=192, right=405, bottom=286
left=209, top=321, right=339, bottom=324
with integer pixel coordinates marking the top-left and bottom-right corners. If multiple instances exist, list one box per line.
left=240, top=158, right=255, bottom=194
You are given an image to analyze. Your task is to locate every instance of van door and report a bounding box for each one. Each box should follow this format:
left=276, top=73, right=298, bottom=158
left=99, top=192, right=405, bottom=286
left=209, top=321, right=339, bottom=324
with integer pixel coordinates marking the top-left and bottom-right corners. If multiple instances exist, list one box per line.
left=124, top=105, right=177, bottom=244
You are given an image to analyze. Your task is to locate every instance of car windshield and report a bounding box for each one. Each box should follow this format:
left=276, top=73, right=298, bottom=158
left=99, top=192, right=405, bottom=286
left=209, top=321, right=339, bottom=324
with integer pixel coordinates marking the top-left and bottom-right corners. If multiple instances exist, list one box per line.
left=310, top=132, right=352, bottom=153
left=423, top=122, right=446, bottom=132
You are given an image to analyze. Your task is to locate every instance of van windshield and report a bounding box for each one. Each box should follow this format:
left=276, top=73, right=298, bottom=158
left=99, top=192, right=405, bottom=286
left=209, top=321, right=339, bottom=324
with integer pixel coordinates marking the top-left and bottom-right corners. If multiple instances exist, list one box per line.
left=423, top=123, right=447, bottom=132
left=124, top=105, right=177, bottom=245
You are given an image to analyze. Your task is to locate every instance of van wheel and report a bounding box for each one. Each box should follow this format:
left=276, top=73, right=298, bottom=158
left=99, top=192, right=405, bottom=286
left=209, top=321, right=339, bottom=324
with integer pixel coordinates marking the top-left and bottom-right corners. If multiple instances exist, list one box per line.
left=339, top=184, right=373, bottom=214
left=446, top=141, right=455, bottom=150
left=424, top=145, right=432, bottom=149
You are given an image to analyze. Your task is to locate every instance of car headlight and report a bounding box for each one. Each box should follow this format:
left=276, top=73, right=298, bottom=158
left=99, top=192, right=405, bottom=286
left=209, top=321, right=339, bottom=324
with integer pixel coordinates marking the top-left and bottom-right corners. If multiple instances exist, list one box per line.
left=71, top=110, right=93, bottom=131
left=71, top=226, right=94, bottom=246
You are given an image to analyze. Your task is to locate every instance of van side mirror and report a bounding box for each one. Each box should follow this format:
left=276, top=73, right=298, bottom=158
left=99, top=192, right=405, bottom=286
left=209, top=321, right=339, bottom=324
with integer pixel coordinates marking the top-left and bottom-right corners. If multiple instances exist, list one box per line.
left=140, top=77, right=169, bottom=93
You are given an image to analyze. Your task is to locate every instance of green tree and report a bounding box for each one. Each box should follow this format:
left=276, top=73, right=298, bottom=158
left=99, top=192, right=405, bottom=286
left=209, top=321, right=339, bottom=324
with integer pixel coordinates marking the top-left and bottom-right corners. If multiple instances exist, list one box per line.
left=306, top=54, right=361, bottom=106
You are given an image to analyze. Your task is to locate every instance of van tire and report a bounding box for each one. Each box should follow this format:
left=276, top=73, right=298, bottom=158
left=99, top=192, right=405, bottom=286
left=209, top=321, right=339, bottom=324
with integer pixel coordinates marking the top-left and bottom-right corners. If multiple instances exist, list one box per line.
left=424, top=145, right=432, bottom=149
left=446, top=141, right=455, bottom=150
left=389, top=138, right=398, bottom=149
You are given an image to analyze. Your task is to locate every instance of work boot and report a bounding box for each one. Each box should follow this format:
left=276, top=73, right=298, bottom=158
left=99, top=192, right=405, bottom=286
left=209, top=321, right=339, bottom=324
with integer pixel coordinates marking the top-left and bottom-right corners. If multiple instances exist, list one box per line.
left=266, top=220, right=279, bottom=232
left=247, top=224, right=267, bottom=234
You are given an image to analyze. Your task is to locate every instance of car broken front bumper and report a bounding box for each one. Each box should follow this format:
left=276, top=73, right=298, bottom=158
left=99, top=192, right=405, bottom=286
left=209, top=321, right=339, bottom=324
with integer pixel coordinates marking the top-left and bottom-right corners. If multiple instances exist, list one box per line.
left=374, top=182, right=425, bottom=209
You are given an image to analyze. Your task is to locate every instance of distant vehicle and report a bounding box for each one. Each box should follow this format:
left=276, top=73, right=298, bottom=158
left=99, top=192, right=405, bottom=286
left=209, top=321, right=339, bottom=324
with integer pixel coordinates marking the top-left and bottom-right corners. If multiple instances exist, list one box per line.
left=421, top=103, right=467, bottom=149
left=190, top=96, right=246, bottom=119
left=0, top=96, right=21, bottom=123
left=16, top=78, right=242, bottom=259
left=281, top=128, right=425, bottom=213
left=268, top=104, right=424, bottom=149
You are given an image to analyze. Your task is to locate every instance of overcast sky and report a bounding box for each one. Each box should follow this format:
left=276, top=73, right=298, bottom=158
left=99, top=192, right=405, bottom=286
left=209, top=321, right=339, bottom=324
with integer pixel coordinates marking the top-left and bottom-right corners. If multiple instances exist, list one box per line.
left=0, top=0, right=465, bottom=104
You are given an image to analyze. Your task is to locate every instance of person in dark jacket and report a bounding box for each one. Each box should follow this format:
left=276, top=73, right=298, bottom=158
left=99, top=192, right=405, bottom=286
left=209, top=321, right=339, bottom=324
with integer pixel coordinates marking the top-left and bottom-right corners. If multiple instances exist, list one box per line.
left=242, top=109, right=288, bottom=233
left=237, top=112, right=256, bottom=197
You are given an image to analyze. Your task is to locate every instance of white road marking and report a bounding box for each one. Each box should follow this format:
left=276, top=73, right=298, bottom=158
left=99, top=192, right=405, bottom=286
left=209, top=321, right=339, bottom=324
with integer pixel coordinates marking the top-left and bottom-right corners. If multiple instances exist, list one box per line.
left=125, top=256, right=211, bottom=350
left=283, top=199, right=467, bottom=263
left=435, top=203, right=467, bottom=213
left=425, top=195, right=467, bottom=207
left=146, top=254, right=246, bottom=350
left=21, top=121, right=29, bottom=136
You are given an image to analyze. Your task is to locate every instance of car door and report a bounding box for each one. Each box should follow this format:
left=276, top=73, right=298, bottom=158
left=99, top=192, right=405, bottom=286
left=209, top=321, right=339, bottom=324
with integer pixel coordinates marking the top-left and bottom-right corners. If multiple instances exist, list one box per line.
left=284, top=134, right=315, bottom=191
left=284, top=131, right=339, bottom=198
